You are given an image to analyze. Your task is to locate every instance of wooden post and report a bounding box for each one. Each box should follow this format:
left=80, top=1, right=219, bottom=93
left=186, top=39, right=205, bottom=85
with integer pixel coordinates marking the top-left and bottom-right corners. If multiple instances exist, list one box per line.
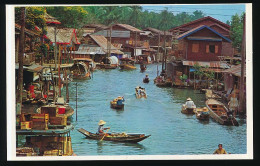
left=58, top=45, right=61, bottom=97
left=17, top=7, right=25, bottom=110
left=76, top=83, right=78, bottom=121
left=135, top=31, right=137, bottom=62
left=65, top=69, right=69, bottom=103
left=109, top=26, right=112, bottom=58
left=239, top=14, right=246, bottom=115
left=157, top=33, right=160, bottom=63
left=54, top=25, right=57, bottom=70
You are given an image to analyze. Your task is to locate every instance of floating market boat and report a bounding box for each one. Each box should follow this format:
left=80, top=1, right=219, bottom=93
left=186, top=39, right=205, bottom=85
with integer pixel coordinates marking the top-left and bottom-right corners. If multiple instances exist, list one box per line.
left=181, top=105, right=195, bottom=114
left=194, top=107, right=210, bottom=120
left=135, top=86, right=147, bottom=99
left=140, top=64, right=147, bottom=71
left=206, top=99, right=239, bottom=126
left=110, top=96, right=125, bottom=109
left=78, top=128, right=150, bottom=143
left=70, top=61, right=91, bottom=79
left=119, top=58, right=136, bottom=70
left=205, top=89, right=221, bottom=100
left=143, top=77, right=149, bottom=83
left=154, top=76, right=172, bottom=87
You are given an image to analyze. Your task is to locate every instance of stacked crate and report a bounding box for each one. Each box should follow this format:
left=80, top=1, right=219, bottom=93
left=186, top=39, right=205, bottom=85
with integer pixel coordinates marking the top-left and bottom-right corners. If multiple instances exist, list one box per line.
left=31, top=114, right=49, bottom=130
left=16, top=147, right=37, bottom=156
left=41, top=106, right=67, bottom=126
left=20, top=114, right=32, bottom=130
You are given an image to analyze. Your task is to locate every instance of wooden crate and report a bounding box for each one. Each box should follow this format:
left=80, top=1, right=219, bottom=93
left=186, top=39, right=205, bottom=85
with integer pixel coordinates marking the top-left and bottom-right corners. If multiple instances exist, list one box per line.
left=31, top=121, right=46, bottom=130
left=41, top=106, right=58, bottom=117
left=49, top=116, right=67, bottom=126
left=21, top=121, right=32, bottom=129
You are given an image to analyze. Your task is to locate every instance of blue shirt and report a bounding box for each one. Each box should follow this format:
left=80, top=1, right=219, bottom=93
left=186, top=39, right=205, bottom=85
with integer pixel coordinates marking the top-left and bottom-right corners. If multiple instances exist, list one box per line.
left=97, top=125, right=104, bottom=134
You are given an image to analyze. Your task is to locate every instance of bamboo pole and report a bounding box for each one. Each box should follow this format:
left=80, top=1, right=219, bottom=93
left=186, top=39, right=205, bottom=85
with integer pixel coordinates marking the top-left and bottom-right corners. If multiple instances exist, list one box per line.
left=76, top=83, right=78, bottom=121
left=58, top=45, right=61, bottom=97
left=17, top=7, right=25, bottom=110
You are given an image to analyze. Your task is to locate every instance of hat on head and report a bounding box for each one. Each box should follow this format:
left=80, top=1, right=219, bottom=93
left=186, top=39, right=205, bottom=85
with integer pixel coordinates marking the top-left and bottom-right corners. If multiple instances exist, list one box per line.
left=187, top=97, right=192, bottom=101
left=98, top=120, right=106, bottom=126
left=146, top=74, right=148, bottom=76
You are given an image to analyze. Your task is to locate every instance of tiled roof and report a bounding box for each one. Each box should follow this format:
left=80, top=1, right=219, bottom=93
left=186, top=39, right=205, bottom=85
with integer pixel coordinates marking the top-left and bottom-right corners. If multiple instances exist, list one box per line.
left=15, top=24, right=39, bottom=36
left=46, top=26, right=80, bottom=44
left=45, top=13, right=61, bottom=25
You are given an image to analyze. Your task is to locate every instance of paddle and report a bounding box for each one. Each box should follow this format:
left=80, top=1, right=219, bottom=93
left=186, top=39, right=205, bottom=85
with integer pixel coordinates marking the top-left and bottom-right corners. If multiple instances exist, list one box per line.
left=100, top=128, right=110, bottom=141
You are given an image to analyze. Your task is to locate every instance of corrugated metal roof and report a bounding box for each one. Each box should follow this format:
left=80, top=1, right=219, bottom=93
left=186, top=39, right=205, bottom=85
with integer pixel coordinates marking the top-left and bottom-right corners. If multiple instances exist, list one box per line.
left=90, top=35, right=123, bottom=54
left=93, top=30, right=130, bottom=38
left=143, top=27, right=172, bottom=36
left=115, top=24, right=143, bottom=33
left=223, top=64, right=246, bottom=77
left=27, top=64, right=45, bottom=72
left=72, top=45, right=105, bottom=55
left=177, top=25, right=231, bottom=43
left=182, top=61, right=230, bottom=69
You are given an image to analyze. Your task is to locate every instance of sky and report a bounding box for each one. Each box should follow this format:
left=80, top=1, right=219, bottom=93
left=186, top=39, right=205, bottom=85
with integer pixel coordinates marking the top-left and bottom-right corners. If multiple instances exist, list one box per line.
left=141, top=4, right=245, bottom=23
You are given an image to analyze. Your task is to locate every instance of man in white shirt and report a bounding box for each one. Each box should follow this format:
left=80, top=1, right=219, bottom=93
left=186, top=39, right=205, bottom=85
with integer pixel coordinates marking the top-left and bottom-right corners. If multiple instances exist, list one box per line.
left=185, top=97, right=196, bottom=108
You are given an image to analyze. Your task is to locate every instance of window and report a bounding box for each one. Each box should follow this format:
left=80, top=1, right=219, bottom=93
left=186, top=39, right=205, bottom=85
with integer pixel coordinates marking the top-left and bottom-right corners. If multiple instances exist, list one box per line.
left=192, top=43, right=199, bottom=53
left=209, top=45, right=215, bottom=53
left=206, top=44, right=219, bottom=54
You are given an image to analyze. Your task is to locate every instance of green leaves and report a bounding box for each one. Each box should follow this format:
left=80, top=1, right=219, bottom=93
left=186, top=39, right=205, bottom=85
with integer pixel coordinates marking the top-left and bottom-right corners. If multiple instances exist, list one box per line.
left=230, top=13, right=244, bottom=52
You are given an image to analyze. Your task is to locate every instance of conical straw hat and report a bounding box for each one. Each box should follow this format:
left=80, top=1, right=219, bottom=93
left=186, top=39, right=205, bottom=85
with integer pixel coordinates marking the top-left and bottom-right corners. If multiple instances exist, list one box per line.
left=98, top=120, right=106, bottom=126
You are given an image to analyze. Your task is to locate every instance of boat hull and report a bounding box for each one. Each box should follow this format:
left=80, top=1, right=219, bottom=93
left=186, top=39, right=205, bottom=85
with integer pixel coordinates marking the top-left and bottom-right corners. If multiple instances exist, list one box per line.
left=143, top=78, right=149, bottom=83
left=78, top=128, right=150, bottom=143
left=206, top=99, right=239, bottom=126
left=181, top=107, right=195, bottom=114
left=194, top=108, right=209, bottom=120
left=119, top=64, right=136, bottom=70
left=110, top=103, right=124, bottom=109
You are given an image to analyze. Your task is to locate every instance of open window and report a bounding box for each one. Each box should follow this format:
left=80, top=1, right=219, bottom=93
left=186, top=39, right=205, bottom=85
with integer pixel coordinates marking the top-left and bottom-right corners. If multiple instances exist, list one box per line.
left=206, top=44, right=219, bottom=54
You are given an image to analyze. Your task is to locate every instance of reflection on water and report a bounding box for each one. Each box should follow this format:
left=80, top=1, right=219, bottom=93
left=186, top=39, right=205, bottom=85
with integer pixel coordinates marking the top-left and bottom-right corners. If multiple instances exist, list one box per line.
left=65, top=64, right=247, bottom=156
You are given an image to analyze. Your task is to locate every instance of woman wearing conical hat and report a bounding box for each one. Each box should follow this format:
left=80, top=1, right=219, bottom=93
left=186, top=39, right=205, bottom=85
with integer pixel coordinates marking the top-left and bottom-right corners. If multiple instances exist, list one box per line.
left=97, top=120, right=110, bottom=135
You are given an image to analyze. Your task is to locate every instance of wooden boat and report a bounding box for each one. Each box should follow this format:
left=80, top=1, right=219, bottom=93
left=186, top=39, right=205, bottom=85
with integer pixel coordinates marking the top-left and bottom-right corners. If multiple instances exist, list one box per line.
left=154, top=76, right=172, bottom=87
left=70, top=61, right=91, bottom=79
left=143, top=77, right=149, bottom=83
left=135, top=86, right=147, bottom=99
left=181, top=104, right=195, bottom=114
left=119, top=58, right=136, bottom=70
left=205, top=89, right=221, bottom=100
left=206, top=99, right=239, bottom=126
left=110, top=97, right=125, bottom=109
left=78, top=128, right=150, bottom=143
left=194, top=107, right=210, bottom=120
left=140, top=64, right=147, bottom=71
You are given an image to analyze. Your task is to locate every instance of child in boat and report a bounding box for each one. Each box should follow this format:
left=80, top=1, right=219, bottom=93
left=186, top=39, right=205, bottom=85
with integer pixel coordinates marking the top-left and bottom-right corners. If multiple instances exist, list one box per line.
left=97, top=120, right=110, bottom=135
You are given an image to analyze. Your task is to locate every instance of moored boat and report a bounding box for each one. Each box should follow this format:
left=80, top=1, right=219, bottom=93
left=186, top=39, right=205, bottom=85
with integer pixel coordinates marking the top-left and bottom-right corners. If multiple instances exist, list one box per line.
left=70, top=61, right=91, bottom=79
left=110, top=96, right=125, bottom=109
left=119, top=58, right=136, bottom=70
left=194, top=107, right=210, bottom=120
left=78, top=128, right=150, bottom=143
left=135, top=86, right=147, bottom=99
left=206, top=99, right=239, bottom=126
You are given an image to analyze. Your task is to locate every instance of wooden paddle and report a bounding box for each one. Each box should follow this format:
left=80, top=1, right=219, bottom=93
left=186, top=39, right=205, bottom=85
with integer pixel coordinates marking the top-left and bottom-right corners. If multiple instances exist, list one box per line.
left=100, top=128, right=110, bottom=141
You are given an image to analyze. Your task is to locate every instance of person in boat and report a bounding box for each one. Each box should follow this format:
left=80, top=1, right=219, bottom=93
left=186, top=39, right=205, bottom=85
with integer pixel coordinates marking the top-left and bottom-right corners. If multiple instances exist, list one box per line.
left=184, top=97, right=196, bottom=109
left=144, top=74, right=149, bottom=81
left=116, top=96, right=125, bottom=105
left=213, top=144, right=227, bottom=154
left=97, top=120, right=110, bottom=135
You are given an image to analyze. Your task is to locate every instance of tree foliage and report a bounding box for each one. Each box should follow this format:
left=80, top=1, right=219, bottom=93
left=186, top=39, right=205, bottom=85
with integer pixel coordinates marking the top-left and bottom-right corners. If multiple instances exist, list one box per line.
left=230, top=13, right=244, bottom=52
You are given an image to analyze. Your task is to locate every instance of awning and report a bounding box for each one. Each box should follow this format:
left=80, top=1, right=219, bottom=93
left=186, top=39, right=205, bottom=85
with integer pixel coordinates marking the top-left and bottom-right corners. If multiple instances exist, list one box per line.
left=223, top=64, right=246, bottom=77
left=182, top=61, right=230, bottom=69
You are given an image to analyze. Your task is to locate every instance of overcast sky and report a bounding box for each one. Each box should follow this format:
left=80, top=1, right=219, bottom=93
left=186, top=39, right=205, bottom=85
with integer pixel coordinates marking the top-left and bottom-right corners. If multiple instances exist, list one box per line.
left=141, top=4, right=245, bottom=23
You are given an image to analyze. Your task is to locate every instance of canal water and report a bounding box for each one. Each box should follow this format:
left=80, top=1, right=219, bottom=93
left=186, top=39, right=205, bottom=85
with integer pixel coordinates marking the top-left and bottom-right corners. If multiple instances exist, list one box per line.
left=66, top=64, right=247, bottom=156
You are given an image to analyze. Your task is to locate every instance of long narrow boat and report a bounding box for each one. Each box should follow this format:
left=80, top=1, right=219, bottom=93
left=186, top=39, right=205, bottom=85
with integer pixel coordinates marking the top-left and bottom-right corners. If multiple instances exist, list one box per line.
left=70, top=61, right=91, bottom=79
left=119, top=58, right=136, bottom=70
left=206, top=99, right=239, bottom=126
left=78, top=128, right=150, bottom=143
left=135, top=86, right=147, bottom=99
